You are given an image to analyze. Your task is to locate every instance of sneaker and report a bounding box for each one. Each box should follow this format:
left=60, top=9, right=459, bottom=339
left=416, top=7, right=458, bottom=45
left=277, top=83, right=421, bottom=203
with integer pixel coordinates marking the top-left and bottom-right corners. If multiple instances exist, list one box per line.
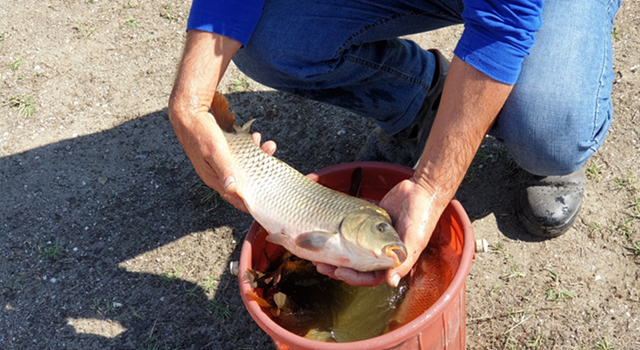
left=356, top=49, right=449, bottom=168
left=517, top=167, right=586, bottom=237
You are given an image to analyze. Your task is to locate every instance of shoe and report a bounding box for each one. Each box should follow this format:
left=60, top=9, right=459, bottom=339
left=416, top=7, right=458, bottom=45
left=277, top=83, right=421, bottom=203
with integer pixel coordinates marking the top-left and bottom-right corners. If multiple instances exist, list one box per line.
left=356, top=49, right=449, bottom=168
left=517, top=167, right=586, bottom=237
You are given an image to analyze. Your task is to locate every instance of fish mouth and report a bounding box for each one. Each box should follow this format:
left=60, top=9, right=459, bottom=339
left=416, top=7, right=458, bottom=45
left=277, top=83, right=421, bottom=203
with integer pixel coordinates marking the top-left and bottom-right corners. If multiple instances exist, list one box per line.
left=383, top=244, right=408, bottom=268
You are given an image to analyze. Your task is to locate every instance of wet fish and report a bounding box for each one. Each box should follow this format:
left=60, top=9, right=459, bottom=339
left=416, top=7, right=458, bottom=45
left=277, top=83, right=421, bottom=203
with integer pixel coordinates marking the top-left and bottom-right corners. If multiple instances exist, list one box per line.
left=212, top=92, right=407, bottom=271
left=246, top=242, right=453, bottom=343
left=245, top=252, right=408, bottom=342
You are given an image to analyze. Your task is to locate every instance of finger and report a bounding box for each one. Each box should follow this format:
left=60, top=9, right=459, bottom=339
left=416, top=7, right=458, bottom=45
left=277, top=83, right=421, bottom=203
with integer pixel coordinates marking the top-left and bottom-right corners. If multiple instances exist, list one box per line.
left=334, top=267, right=385, bottom=287
left=261, top=140, right=277, bottom=156
left=315, top=263, right=338, bottom=279
left=251, top=132, right=262, bottom=146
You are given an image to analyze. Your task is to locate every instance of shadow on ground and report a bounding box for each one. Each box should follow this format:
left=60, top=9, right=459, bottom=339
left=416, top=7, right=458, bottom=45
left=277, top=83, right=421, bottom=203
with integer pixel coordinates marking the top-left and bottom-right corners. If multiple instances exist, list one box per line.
left=1, top=91, right=535, bottom=349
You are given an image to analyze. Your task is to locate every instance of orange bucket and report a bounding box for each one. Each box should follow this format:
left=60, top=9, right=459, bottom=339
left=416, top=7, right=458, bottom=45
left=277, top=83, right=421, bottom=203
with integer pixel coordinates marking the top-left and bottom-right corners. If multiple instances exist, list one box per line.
left=238, top=162, right=474, bottom=350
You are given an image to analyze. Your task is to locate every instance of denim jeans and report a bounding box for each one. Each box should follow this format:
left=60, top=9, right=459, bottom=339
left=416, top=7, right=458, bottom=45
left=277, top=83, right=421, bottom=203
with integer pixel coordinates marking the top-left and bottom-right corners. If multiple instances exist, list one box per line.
left=233, top=0, right=621, bottom=176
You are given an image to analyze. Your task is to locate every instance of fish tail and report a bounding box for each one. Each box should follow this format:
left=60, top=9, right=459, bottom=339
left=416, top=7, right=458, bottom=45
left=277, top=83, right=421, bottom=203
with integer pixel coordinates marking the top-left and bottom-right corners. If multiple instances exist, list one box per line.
left=211, top=92, right=236, bottom=133
left=245, top=290, right=273, bottom=308
left=212, top=91, right=255, bottom=134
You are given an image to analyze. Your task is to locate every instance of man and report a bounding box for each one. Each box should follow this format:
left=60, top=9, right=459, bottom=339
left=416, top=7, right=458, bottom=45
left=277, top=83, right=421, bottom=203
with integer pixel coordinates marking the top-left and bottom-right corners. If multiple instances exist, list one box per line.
left=168, top=0, right=620, bottom=287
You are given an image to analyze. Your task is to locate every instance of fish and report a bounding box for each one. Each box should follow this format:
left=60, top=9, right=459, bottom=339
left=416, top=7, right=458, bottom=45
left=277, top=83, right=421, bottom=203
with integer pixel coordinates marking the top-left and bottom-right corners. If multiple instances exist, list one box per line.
left=245, top=252, right=409, bottom=342
left=211, top=92, right=407, bottom=271
left=246, top=239, right=454, bottom=343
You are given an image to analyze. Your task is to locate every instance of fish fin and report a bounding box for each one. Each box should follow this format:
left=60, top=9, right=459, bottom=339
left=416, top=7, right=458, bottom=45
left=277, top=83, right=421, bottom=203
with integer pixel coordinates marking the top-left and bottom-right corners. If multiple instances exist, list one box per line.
left=265, top=233, right=289, bottom=246
left=236, top=119, right=256, bottom=134
left=211, top=92, right=235, bottom=133
left=349, top=166, right=363, bottom=197
left=245, top=290, right=272, bottom=308
left=295, top=231, right=332, bottom=251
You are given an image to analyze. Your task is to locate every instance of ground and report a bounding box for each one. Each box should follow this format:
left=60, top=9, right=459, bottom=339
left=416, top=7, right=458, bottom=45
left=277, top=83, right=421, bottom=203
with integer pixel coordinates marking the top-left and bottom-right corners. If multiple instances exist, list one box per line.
left=1, top=1, right=639, bottom=349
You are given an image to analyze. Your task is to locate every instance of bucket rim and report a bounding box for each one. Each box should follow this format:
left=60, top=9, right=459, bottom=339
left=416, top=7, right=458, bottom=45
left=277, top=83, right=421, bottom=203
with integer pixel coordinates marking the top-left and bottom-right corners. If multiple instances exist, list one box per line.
left=238, top=162, right=475, bottom=349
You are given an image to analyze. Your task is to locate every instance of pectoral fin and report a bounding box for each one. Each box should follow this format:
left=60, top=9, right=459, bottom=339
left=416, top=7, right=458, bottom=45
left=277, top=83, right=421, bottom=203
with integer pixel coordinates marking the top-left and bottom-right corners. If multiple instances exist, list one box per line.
left=295, top=231, right=333, bottom=251
left=265, top=233, right=290, bottom=246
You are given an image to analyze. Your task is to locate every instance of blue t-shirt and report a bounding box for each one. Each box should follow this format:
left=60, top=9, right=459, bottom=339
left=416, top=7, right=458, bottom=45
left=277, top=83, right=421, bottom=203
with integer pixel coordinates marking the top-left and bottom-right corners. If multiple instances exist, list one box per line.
left=186, top=0, right=543, bottom=85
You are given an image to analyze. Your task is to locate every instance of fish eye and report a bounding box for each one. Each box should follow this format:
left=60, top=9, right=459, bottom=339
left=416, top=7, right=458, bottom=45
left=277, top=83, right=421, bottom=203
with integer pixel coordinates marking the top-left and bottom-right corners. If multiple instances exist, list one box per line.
left=376, top=222, right=390, bottom=232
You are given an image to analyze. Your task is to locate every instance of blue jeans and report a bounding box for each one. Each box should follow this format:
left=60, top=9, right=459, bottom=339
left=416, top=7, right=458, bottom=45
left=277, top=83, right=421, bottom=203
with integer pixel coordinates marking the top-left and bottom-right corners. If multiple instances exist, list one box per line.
left=233, top=0, right=621, bottom=176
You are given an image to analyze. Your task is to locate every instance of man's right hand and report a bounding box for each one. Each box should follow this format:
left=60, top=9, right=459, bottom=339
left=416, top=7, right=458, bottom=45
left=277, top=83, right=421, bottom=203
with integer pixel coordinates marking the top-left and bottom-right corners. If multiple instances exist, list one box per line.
left=168, top=30, right=275, bottom=212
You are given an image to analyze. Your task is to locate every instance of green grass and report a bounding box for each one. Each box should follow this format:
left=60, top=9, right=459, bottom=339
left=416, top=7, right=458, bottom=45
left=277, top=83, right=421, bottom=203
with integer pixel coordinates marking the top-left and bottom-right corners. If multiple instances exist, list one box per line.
left=124, top=16, right=138, bottom=28
left=586, top=158, right=604, bottom=182
left=7, top=58, right=24, bottom=71
left=38, top=241, right=64, bottom=260
left=208, top=299, right=234, bottom=319
left=617, top=218, right=634, bottom=242
left=161, top=267, right=182, bottom=283
left=203, top=275, right=219, bottom=292
left=501, top=266, right=525, bottom=281
left=594, top=338, right=616, bottom=350
left=625, top=241, right=640, bottom=258
left=545, top=286, right=574, bottom=302
left=544, top=267, right=559, bottom=283
left=162, top=6, right=176, bottom=22
left=231, top=76, right=251, bottom=92
left=526, top=332, right=546, bottom=349
left=2, top=95, right=36, bottom=117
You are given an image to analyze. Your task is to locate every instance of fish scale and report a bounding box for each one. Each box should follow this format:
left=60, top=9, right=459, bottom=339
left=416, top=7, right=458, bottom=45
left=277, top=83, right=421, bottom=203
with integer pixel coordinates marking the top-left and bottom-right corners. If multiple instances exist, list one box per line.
left=212, top=92, right=407, bottom=272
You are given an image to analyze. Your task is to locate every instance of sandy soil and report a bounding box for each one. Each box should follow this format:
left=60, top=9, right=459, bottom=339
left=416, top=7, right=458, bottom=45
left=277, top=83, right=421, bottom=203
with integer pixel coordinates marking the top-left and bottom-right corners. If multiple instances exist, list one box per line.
left=1, top=1, right=639, bottom=349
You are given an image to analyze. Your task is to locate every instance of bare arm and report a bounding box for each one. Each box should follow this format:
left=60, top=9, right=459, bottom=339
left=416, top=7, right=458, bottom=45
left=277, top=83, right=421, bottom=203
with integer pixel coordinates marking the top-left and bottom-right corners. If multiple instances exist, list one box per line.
left=168, top=30, right=275, bottom=211
left=323, top=56, right=514, bottom=286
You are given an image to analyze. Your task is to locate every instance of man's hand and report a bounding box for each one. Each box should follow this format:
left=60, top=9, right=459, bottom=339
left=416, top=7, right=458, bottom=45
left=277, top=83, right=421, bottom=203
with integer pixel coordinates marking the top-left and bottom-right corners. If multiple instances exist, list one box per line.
left=316, top=56, right=513, bottom=287
left=168, top=30, right=276, bottom=212
left=315, top=178, right=440, bottom=287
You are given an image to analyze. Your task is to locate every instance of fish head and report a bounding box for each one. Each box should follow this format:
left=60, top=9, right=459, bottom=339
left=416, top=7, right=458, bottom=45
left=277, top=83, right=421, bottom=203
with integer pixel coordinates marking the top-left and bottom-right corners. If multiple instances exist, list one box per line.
left=339, top=208, right=408, bottom=271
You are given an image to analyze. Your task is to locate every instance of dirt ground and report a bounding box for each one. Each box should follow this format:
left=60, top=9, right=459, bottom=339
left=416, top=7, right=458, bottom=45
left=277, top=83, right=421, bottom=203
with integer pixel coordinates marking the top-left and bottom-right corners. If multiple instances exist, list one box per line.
left=1, top=1, right=639, bottom=349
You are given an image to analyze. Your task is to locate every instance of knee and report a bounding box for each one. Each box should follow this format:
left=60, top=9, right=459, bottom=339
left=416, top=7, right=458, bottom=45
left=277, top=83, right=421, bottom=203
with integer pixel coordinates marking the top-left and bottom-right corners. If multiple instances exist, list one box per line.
left=495, top=88, right=611, bottom=176
left=233, top=32, right=332, bottom=89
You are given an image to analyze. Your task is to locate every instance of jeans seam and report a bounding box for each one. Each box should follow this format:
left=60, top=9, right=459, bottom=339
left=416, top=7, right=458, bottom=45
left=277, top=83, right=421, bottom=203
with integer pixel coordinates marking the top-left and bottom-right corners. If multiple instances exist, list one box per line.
left=334, top=12, right=415, bottom=58
left=591, top=0, right=617, bottom=150
left=344, top=53, right=431, bottom=91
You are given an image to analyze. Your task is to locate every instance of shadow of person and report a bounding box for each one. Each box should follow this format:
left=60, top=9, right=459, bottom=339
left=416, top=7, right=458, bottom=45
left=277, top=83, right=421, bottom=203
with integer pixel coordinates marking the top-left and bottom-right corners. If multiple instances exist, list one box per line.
left=0, top=89, right=539, bottom=350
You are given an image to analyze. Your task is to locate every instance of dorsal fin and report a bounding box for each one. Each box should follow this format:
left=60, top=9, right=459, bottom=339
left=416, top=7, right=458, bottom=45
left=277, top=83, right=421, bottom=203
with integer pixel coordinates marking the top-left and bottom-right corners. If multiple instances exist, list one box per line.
left=211, top=92, right=235, bottom=133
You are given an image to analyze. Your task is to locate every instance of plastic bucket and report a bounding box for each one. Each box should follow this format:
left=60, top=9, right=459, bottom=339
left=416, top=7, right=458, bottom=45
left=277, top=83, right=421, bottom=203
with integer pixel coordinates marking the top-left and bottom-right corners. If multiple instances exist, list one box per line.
left=238, top=162, right=475, bottom=350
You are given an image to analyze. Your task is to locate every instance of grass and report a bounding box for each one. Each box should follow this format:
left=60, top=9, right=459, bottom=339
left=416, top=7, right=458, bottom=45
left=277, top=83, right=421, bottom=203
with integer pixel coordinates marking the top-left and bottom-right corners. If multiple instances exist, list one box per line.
left=231, top=76, right=251, bottom=92
left=625, top=241, right=640, bottom=258
left=124, top=16, right=138, bottom=28
left=594, top=338, right=616, bottom=350
left=189, top=180, right=228, bottom=207
left=544, top=267, right=559, bottom=283
left=38, top=240, right=64, bottom=260
left=501, top=266, right=525, bottom=281
left=7, top=58, right=24, bottom=71
left=161, top=267, right=182, bottom=283
left=586, top=158, right=604, bottom=182
left=611, top=27, right=622, bottom=41
left=545, top=286, right=574, bottom=302
left=2, top=95, right=36, bottom=117
left=526, top=332, right=546, bottom=349
left=0, top=32, right=8, bottom=41
left=617, top=218, right=634, bottom=242
left=3, top=275, right=24, bottom=290
left=490, top=243, right=513, bottom=259
left=208, top=299, right=234, bottom=319
left=203, top=275, right=219, bottom=292
left=162, top=6, right=176, bottom=22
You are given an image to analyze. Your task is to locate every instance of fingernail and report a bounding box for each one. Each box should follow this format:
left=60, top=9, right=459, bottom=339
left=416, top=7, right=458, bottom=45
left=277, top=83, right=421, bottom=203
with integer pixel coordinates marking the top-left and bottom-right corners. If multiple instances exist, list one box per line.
left=391, top=274, right=401, bottom=287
